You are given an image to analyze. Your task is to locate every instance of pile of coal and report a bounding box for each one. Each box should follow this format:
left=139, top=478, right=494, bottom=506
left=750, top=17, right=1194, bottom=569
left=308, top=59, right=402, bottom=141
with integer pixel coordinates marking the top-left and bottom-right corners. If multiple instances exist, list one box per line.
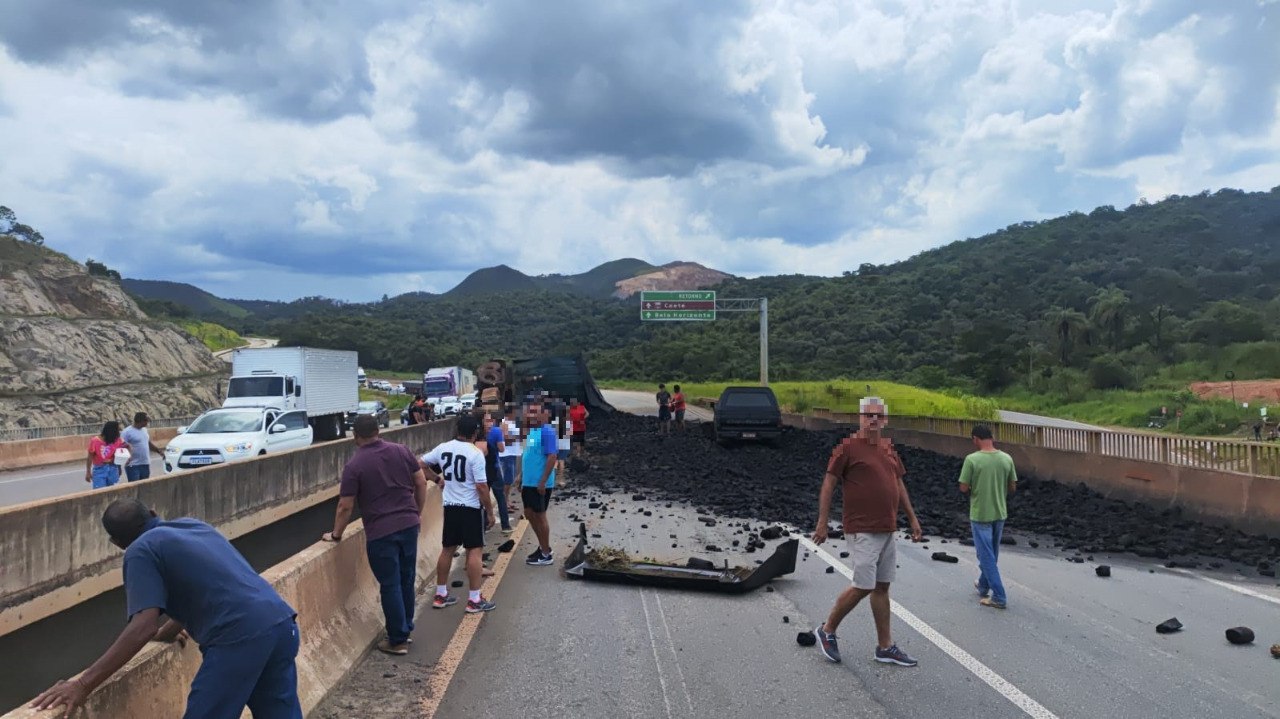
left=573, top=412, right=1280, bottom=572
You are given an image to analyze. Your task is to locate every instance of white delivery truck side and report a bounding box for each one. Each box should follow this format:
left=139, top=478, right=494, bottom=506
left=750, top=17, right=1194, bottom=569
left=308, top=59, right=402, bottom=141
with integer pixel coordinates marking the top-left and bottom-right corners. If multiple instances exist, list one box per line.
left=227, top=347, right=360, bottom=442
left=422, top=366, right=476, bottom=400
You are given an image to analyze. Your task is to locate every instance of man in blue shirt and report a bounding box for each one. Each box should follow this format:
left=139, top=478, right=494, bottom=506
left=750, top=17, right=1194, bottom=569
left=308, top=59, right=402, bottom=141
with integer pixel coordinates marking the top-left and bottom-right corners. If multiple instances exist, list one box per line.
left=517, top=394, right=560, bottom=566
left=30, top=499, right=302, bottom=719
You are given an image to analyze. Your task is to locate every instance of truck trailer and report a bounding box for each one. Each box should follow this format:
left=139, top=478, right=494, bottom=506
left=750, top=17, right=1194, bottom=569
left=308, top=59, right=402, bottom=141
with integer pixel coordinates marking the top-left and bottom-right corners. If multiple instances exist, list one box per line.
left=422, top=366, right=476, bottom=401
left=226, top=347, right=360, bottom=441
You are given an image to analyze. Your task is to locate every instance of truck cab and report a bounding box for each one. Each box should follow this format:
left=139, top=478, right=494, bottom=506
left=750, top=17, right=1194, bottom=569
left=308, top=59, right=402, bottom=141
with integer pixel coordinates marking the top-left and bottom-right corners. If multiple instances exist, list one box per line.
left=713, top=386, right=784, bottom=445
left=223, top=372, right=301, bottom=413
left=163, top=406, right=314, bottom=474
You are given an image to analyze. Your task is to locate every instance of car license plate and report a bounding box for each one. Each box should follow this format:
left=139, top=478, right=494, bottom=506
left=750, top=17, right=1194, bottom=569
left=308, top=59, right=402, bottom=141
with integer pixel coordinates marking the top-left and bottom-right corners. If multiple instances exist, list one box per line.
left=742, top=432, right=756, bottom=438
left=187, top=456, right=213, bottom=465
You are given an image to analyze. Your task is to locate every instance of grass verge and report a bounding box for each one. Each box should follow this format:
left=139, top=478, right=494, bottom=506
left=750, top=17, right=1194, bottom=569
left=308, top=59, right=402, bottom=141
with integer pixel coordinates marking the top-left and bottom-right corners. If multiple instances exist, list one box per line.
left=179, top=321, right=245, bottom=353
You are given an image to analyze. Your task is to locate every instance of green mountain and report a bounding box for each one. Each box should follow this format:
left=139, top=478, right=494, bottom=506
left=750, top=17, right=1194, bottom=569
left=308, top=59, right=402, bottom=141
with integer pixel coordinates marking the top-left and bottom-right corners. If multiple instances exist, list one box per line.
left=446, top=264, right=541, bottom=296
left=123, top=279, right=249, bottom=319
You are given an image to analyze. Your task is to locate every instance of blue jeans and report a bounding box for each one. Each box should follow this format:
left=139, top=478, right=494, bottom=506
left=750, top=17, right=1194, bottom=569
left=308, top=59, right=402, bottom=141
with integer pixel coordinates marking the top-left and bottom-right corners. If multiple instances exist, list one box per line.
left=125, top=463, right=151, bottom=482
left=971, top=520, right=1007, bottom=605
left=497, top=456, right=517, bottom=529
left=366, top=525, right=419, bottom=645
left=91, top=464, right=120, bottom=489
left=184, top=618, right=302, bottom=719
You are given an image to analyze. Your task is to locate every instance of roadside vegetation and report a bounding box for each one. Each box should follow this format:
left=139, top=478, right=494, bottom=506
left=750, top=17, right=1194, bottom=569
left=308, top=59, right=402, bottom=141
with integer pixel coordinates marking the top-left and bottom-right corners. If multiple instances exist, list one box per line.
left=600, top=380, right=999, bottom=420
left=359, top=388, right=412, bottom=412
left=178, top=321, right=246, bottom=353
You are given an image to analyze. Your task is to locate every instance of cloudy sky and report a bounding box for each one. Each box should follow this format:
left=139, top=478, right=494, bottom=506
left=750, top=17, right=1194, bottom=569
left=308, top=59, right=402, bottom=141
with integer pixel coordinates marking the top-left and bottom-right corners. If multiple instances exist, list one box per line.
left=1, top=0, right=1277, bottom=302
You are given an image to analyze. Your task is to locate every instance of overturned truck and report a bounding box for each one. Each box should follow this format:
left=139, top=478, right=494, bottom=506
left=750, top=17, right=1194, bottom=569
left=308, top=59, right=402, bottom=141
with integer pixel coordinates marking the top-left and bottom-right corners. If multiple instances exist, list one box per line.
left=474, top=354, right=615, bottom=414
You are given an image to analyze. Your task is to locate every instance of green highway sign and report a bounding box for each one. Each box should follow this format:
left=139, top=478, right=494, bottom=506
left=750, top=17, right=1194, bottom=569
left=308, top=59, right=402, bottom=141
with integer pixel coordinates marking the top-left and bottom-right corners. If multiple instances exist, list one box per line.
left=640, top=290, right=716, bottom=321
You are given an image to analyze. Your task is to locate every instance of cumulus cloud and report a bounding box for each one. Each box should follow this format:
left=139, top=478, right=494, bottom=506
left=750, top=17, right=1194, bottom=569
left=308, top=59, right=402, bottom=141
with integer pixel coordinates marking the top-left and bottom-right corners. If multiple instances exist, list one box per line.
left=0, top=0, right=1275, bottom=301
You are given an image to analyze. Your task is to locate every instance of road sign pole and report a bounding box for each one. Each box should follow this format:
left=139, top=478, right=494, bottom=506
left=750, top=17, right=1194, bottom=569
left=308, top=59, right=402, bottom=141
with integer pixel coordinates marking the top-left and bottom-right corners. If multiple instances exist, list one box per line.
left=760, top=297, right=768, bottom=386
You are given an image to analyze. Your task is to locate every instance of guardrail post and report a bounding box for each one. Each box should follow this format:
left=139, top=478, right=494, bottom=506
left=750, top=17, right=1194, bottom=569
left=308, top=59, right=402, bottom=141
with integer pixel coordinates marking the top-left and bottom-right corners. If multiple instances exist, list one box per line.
left=1088, top=431, right=1102, bottom=454
left=1159, top=436, right=1170, bottom=464
left=1248, top=444, right=1259, bottom=475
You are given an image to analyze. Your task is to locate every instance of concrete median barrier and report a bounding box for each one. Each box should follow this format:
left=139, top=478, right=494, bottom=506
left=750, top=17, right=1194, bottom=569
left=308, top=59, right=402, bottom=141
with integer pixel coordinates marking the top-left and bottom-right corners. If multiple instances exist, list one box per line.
left=0, top=429, right=180, bottom=472
left=0, top=489, right=444, bottom=719
left=0, top=420, right=455, bottom=639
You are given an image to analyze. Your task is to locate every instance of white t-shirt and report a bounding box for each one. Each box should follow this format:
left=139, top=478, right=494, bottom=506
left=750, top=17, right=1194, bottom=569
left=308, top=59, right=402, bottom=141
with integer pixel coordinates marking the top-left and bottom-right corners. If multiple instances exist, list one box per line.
left=421, top=439, right=487, bottom=508
left=500, top=419, right=521, bottom=457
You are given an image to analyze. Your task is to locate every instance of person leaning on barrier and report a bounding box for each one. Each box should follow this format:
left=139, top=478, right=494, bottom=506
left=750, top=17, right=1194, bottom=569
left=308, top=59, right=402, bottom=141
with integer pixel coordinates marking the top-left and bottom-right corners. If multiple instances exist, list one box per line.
left=31, top=499, right=303, bottom=719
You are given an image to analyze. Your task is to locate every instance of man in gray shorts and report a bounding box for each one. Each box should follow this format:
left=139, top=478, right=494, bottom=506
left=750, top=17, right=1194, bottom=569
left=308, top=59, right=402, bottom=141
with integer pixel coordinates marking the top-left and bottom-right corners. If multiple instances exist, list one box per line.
left=812, top=397, right=923, bottom=667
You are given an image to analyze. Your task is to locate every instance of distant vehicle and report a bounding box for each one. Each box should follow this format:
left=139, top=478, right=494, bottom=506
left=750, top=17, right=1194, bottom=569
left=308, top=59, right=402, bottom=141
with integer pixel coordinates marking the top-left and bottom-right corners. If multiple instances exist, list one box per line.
left=713, top=386, right=783, bottom=445
left=163, top=407, right=313, bottom=474
left=390, top=383, right=405, bottom=395
left=358, top=366, right=367, bottom=387
left=435, top=395, right=462, bottom=416
left=347, top=400, right=389, bottom=429
left=459, top=393, right=477, bottom=410
left=423, top=366, right=476, bottom=402
left=227, top=347, right=360, bottom=442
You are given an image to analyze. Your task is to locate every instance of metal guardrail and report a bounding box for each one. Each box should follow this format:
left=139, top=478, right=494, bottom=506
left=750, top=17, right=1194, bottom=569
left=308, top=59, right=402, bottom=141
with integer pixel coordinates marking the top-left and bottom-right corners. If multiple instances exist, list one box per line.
left=0, top=416, right=200, bottom=442
left=809, top=410, right=1280, bottom=479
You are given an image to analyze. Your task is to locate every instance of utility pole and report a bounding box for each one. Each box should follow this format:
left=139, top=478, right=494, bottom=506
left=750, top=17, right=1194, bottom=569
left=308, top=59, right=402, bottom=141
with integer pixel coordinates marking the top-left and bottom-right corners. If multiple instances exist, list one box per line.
left=714, top=297, right=770, bottom=387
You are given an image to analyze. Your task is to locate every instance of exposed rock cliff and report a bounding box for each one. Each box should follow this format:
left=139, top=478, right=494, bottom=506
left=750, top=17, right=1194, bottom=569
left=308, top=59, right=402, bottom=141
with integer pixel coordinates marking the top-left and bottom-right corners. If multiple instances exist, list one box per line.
left=612, top=262, right=735, bottom=299
left=0, top=237, right=225, bottom=429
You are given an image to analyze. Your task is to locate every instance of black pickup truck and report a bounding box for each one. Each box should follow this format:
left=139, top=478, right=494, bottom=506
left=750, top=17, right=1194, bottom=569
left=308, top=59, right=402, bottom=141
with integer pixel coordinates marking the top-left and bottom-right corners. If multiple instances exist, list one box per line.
left=712, top=386, right=784, bottom=445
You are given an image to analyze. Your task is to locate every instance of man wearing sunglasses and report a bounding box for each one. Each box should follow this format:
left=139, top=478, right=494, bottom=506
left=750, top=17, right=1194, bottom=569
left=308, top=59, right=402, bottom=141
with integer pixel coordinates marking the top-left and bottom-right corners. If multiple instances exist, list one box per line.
left=811, top=397, right=923, bottom=668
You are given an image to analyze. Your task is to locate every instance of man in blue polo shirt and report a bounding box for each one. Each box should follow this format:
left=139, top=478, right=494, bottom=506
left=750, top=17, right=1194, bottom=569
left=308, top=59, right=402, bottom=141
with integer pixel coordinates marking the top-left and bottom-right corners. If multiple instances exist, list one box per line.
left=31, top=499, right=301, bottom=719
left=517, top=394, right=560, bottom=566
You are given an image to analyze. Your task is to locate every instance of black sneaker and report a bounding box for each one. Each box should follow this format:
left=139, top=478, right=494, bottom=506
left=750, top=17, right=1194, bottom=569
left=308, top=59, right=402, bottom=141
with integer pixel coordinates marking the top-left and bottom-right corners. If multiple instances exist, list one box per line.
left=815, top=624, right=841, bottom=663
left=526, top=550, right=554, bottom=566
left=527, top=548, right=542, bottom=561
left=874, top=644, right=918, bottom=667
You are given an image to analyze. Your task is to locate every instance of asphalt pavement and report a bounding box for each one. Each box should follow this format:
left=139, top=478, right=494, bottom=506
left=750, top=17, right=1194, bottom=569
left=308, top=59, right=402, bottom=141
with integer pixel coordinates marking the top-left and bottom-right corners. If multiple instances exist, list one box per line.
left=0, top=455, right=162, bottom=507
left=314, top=398, right=1280, bottom=719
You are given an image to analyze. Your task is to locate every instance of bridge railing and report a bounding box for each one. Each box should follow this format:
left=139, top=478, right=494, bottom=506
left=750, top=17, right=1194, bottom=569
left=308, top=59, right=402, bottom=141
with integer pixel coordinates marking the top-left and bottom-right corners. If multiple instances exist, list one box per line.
left=804, top=409, right=1280, bottom=479
left=0, top=416, right=200, bottom=442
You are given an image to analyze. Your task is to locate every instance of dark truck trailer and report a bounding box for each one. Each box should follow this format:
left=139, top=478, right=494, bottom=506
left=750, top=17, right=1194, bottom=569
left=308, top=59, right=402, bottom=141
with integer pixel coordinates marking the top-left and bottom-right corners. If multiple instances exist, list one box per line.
left=475, top=354, right=615, bottom=414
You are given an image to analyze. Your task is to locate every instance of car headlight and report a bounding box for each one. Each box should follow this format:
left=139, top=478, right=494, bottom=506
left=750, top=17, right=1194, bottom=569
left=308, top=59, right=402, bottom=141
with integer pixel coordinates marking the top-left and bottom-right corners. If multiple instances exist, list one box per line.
left=224, top=441, right=255, bottom=454
left=165, top=445, right=180, bottom=455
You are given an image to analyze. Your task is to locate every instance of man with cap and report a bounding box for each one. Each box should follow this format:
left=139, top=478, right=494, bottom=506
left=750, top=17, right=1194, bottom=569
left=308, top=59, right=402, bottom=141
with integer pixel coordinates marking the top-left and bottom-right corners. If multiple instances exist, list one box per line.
left=811, top=396, right=923, bottom=668
left=31, top=499, right=301, bottom=718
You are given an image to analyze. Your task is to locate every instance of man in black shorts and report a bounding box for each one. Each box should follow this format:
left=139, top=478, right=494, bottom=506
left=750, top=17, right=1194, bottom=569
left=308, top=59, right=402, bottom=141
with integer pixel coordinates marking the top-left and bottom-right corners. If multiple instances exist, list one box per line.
left=518, top=396, right=560, bottom=566
left=420, top=415, right=497, bottom=613
left=656, top=383, right=672, bottom=435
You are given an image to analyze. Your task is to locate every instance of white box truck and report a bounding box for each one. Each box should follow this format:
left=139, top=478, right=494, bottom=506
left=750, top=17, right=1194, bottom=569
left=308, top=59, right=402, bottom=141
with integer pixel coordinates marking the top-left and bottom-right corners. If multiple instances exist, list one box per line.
left=422, top=366, right=476, bottom=401
left=226, top=347, right=360, bottom=441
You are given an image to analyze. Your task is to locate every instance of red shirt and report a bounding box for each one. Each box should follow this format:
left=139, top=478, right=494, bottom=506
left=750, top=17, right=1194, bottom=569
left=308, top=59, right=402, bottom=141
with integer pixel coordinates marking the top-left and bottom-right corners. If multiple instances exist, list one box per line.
left=671, top=392, right=686, bottom=411
left=569, top=405, right=588, bottom=433
left=89, top=437, right=127, bottom=466
left=826, top=436, right=905, bottom=533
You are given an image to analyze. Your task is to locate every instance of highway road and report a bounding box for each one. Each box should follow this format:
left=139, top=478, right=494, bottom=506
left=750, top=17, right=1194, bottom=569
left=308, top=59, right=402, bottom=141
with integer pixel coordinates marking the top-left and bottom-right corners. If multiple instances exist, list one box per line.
left=0, top=453, right=164, bottom=507
left=314, top=399, right=1280, bottom=719
left=212, top=336, right=278, bottom=361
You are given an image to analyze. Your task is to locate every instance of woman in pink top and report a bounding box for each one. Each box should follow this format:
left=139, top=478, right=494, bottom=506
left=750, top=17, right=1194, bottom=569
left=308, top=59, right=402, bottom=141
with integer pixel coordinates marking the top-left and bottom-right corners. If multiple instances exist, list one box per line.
left=86, top=421, right=126, bottom=489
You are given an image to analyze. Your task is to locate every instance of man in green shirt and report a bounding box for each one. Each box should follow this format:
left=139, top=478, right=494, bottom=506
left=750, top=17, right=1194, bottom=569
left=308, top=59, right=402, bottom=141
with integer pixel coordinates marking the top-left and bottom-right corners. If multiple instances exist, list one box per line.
left=958, top=425, right=1018, bottom=609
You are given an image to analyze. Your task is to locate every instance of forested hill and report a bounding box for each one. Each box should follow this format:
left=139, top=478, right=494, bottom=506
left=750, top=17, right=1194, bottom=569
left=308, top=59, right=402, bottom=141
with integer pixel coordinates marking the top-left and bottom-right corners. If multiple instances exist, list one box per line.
left=157, top=187, right=1280, bottom=390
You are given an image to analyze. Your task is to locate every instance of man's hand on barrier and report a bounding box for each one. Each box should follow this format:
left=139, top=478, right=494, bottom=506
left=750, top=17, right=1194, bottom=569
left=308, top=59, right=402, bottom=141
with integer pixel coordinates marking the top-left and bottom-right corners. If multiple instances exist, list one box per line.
left=30, top=676, right=89, bottom=715
left=321, top=531, right=342, bottom=542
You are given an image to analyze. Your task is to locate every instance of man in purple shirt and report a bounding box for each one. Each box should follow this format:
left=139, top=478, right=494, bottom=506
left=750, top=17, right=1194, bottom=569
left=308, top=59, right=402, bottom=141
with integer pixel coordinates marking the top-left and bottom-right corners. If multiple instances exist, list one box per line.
left=322, top=415, right=429, bottom=655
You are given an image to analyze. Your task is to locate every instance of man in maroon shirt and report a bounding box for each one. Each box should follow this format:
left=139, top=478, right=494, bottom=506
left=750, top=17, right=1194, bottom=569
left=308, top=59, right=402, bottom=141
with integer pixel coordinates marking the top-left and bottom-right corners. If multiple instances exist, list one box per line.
left=812, top=397, right=923, bottom=668
left=321, top=415, right=429, bottom=656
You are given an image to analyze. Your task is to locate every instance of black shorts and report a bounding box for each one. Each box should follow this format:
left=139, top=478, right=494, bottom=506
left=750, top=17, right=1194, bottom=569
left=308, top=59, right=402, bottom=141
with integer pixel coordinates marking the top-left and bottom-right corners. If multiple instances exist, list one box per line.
left=442, top=505, right=485, bottom=549
left=658, top=406, right=672, bottom=421
left=572, top=431, right=585, bottom=446
left=521, top=486, right=554, bottom=513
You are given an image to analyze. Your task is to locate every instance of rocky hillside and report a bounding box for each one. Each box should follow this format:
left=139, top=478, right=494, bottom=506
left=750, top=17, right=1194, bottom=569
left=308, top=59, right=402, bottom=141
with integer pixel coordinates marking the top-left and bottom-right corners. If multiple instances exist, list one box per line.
left=0, top=237, right=225, bottom=429
left=611, top=262, right=734, bottom=298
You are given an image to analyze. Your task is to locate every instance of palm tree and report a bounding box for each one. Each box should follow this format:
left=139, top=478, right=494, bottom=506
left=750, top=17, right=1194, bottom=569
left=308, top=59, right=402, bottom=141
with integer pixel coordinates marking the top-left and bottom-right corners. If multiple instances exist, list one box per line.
left=1149, top=304, right=1171, bottom=351
left=1088, top=286, right=1130, bottom=351
left=1044, top=307, right=1088, bottom=366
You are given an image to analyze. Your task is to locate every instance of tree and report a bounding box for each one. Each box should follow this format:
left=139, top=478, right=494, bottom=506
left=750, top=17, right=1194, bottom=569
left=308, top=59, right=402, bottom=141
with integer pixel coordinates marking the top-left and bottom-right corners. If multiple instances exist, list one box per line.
left=0, top=206, right=44, bottom=245
left=1149, top=304, right=1171, bottom=351
left=1087, top=286, right=1130, bottom=351
left=85, top=259, right=122, bottom=281
left=1044, top=307, right=1088, bottom=366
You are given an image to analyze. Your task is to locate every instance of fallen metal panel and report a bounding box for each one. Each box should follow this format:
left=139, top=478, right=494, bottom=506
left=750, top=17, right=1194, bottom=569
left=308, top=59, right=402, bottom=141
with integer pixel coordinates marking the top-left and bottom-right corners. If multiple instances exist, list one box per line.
left=563, top=523, right=798, bottom=594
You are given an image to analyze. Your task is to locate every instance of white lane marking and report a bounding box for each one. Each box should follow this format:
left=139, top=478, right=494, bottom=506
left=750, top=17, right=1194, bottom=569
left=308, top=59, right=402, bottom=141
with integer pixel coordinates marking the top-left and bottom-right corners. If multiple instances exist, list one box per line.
left=798, top=536, right=1060, bottom=719
left=0, top=468, right=80, bottom=484
left=1164, top=567, right=1280, bottom=606
left=639, top=588, right=675, bottom=719
left=653, top=592, right=695, bottom=715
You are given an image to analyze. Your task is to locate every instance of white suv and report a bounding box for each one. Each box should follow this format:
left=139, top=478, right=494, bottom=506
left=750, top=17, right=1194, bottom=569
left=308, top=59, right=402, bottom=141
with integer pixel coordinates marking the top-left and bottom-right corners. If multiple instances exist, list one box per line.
left=163, top=407, right=314, bottom=474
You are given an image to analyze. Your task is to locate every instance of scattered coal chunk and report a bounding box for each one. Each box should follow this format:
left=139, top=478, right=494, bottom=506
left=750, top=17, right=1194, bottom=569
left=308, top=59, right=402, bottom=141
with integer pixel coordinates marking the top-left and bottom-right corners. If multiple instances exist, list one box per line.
left=839, top=551, right=850, bottom=558
left=1028, top=541, right=1040, bottom=549
left=931, top=552, right=959, bottom=564
left=1000, top=537, right=1017, bottom=546
left=569, top=457, right=590, bottom=472
left=1095, top=565, right=1111, bottom=578
left=797, top=631, right=817, bottom=647
left=705, top=545, right=722, bottom=552
left=1156, top=618, right=1183, bottom=634
left=761, top=526, right=784, bottom=540
left=782, top=616, right=790, bottom=624
left=1225, top=627, right=1255, bottom=645
left=632, top=494, right=646, bottom=501
left=825, top=566, right=835, bottom=574
left=766, top=585, right=775, bottom=593
left=686, top=558, right=716, bottom=571
left=451, top=580, right=464, bottom=588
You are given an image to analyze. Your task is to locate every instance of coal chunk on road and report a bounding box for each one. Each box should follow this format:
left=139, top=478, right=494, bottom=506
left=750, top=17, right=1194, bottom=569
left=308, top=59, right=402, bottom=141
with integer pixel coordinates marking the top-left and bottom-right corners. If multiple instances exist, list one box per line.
left=451, top=580, right=464, bottom=588
left=686, top=557, right=716, bottom=571
left=783, top=616, right=789, bottom=624
left=1156, top=618, right=1183, bottom=634
left=1225, top=627, right=1255, bottom=645
left=825, top=566, right=835, bottom=574
left=1095, top=565, right=1111, bottom=577
left=839, top=551, right=850, bottom=558
left=797, top=631, right=817, bottom=647
left=1000, top=537, right=1017, bottom=546
left=760, top=526, right=784, bottom=540
left=931, top=552, right=959, bottom=563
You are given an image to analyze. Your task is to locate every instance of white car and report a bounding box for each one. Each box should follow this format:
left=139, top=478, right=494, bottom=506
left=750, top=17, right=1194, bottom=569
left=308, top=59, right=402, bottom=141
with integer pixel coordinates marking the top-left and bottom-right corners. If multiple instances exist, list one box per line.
left=435, top=396, right=462, bottom=416
left=459, top=393, right=476, bottom=410
left=163, top=407, right=313, bottom=474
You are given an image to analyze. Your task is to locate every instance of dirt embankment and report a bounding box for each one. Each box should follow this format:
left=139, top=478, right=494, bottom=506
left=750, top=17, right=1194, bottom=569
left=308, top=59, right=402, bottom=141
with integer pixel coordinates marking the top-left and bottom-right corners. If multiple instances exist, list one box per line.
left=1190, top=379, right=1280, bottom=406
